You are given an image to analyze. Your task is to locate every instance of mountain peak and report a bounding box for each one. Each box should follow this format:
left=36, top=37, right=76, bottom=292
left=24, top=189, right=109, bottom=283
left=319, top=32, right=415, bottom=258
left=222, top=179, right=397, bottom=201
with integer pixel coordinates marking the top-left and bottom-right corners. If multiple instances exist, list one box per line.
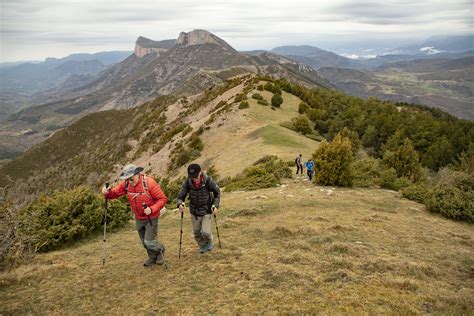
left=176, top=29, right=234, bottom=51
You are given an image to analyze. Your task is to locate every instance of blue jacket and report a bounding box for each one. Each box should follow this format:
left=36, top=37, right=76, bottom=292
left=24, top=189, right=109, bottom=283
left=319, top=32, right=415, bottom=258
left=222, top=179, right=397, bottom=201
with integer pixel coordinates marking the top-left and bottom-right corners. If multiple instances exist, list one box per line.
left=305, top=161, right=314, bottom=171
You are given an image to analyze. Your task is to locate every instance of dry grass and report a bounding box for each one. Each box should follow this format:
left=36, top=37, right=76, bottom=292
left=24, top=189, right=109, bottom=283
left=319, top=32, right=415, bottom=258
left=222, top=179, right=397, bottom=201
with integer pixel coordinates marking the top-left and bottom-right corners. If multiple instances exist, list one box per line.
left=1, top=176, right=473, bottom=314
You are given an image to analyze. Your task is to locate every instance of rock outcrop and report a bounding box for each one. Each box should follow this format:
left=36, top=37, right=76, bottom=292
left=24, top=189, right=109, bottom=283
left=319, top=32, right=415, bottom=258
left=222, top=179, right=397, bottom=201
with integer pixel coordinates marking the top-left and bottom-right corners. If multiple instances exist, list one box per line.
left=176, top=29, right=234, bottom=51
left=134, top=36, right=175, bottom=58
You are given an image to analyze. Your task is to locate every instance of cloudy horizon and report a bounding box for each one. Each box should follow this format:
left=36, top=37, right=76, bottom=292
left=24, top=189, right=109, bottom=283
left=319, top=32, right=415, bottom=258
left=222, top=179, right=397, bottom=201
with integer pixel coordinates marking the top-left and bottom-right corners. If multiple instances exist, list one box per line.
left=1, top=0, right=472, bottom=62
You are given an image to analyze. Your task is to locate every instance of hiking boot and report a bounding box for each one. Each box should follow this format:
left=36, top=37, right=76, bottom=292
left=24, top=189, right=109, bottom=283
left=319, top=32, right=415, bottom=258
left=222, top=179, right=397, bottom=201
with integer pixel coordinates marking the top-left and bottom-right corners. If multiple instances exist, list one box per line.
left=199, top=244, right=207, bottom=253
left=143, top=257, right=157, bottom=267
left=156, top=251, right=164, bottom=265
left=205, top=241, right=214, bottom=252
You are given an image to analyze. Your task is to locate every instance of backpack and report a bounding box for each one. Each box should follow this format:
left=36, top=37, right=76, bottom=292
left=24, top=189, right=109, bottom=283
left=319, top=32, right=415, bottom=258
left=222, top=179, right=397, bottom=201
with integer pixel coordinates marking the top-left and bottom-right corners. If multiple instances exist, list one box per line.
left=125, top=174, right=153, bottom=200
left=295, top=157, right=299, bottom=164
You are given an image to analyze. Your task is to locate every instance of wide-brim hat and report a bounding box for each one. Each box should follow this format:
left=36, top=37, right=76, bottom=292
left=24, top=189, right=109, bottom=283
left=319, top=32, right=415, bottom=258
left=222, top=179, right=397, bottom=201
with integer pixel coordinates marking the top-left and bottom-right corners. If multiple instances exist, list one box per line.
left=119, top=164, right=144, bottom=180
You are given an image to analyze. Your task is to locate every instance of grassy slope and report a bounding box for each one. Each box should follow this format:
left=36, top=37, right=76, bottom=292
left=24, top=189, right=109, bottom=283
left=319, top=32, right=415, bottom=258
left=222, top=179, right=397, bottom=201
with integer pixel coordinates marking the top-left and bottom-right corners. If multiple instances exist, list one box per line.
left=1, top=178, right=473, bottom=314
left=186, top=88, right=318, bottom=178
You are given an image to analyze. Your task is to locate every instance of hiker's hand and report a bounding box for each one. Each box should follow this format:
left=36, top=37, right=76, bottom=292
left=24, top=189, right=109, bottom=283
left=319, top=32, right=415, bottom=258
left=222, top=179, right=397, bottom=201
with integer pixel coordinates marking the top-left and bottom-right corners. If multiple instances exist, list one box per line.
left=144, top=207, right=152, bottom=215
left=212, top=205, right=218, bottom=214
left=179, top=203, right=185, bottom=213
left=101, top=186, right=110, bottom=195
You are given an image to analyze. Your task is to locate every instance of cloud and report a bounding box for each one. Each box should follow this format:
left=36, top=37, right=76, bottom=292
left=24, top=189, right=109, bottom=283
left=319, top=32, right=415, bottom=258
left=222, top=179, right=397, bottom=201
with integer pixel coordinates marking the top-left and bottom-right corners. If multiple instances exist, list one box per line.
left=1, top=0, right=472, bottom=62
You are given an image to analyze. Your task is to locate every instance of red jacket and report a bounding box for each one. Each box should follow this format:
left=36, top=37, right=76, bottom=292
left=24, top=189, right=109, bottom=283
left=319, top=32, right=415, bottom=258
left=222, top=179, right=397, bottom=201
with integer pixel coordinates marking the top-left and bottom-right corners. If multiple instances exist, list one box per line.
left=105, top=174, right=167, bottom=220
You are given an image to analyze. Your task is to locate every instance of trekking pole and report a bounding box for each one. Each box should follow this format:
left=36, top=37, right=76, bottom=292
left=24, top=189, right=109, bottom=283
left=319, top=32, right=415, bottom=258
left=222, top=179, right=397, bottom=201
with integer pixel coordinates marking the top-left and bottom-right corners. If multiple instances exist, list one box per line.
left=212, top=208, right=222, bottom=249
left=102, top=181, right=109, bottom=266
left=179, top=205, right=184, bottom=259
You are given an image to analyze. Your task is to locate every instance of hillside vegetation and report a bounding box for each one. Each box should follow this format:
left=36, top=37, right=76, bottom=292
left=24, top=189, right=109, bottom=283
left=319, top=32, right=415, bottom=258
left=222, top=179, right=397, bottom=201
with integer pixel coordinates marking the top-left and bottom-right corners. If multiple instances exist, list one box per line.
left=1, top=179, right=473, bottom=314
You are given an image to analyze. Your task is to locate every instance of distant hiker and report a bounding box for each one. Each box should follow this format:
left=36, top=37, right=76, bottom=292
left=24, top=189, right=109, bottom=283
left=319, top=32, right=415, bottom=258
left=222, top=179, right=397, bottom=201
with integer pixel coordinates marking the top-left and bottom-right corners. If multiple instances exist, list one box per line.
left=177, top=163, right=220, bottom=253
left=295, top=154, right=303, bottom=175
left=305, top=159, right=315, bottom=181
left=102, top=164, right=167, bottom=267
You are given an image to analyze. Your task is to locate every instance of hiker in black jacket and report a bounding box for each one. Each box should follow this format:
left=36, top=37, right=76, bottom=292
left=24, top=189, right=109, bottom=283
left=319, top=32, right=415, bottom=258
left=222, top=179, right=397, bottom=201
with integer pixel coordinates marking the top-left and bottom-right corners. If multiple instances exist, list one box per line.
left=177, top=163, right=220, bottom=253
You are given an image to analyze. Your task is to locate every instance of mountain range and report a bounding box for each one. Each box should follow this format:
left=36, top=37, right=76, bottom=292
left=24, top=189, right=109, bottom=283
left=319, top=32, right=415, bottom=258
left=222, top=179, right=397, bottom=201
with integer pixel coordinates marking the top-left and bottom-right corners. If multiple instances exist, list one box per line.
left=0, top=31, right=472, bottom=159
left=0, top=30, right=332, bottom=158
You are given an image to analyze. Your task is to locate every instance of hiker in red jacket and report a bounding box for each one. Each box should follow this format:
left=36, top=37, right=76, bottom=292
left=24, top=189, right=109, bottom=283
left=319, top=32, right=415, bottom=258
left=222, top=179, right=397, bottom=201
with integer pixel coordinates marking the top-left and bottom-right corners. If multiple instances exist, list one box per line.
left=102, top=164, right=167, bottom=267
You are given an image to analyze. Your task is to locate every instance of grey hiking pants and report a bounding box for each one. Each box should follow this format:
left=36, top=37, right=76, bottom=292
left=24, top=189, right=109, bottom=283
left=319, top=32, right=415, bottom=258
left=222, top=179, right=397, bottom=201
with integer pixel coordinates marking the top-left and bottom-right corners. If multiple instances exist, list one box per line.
left=191, top=214, right=213, bottom=246
left=136, top=218, right=164, bottom=256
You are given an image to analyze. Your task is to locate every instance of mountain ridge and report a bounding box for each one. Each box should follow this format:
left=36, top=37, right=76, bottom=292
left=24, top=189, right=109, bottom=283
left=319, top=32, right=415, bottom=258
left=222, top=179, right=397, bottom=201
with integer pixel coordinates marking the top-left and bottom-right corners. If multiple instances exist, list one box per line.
left=1, top=30, right=331, bottom=157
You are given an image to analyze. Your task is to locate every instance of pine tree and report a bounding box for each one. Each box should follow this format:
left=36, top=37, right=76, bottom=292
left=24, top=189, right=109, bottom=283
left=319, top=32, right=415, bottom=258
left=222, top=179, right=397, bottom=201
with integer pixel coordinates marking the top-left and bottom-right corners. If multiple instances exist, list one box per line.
left=383, top=138, right=422, bottom=181
left=313, top=132, right=353, bottom=186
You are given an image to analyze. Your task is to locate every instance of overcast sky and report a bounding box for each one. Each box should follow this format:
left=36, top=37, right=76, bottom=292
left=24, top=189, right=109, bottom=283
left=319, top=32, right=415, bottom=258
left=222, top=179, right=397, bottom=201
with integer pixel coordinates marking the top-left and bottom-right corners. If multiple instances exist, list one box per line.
left=1, top=0, right=472, bottom=62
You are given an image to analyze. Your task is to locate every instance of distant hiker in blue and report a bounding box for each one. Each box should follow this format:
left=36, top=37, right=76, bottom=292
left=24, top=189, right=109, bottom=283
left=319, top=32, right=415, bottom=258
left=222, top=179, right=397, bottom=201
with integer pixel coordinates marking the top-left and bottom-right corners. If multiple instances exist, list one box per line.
left=305, top=159, right=315, bottom=181
left=295, top=154, right=303, bottom=175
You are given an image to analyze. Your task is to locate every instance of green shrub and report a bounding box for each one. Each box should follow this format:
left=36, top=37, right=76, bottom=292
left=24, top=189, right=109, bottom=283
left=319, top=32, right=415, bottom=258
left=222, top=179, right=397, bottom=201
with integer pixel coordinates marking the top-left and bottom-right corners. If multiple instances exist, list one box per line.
left=252, top=93, right=264, bottom=100
left=234, top=94, right=247, bottom=102
left=264, top=82, right=274, bottom=92
left=457, top=143, right=473, bottom=173
left=351, top=157, right=382, bottom=188
left=258, top=99, right=269, bottom=106
left=339, top=127, right=361, bottom=156
left=306, top=108, right=328, bottom=122
left=292, top=116, right=312, bottom=135
left=383, top=138, right=422, bottom=182
left=188, top=133, right=204, bottom=151
left=426, top=183, right=473, bottom=222
left=298, top=102, right=309, bottom=114
left=418, top=168, right=474, bottom=222
left=254, top=155, right=292, bottom=179
left=313, top=133, right=354, bottom=186
left=379, top=168, right=412, bottom=190
left=211, top=101, right=228, bottom=114
left=362, top=125, right=378, bottom=148
left=18, top=187, right=129, bottom=252
left=239, top=101, right=250, bottom=109
left=306, top=134, right=325, bottom=142
left=271, top=94, right=283, bottom=107
left=181, top=125, right=193, bottom=137
left=422, top=136, right=455, bottom=171
left=279, top=121, right=296, bottom=131
left=402, top=184, right=431, bottom=203
left=224, top=156, right=291, bottom=191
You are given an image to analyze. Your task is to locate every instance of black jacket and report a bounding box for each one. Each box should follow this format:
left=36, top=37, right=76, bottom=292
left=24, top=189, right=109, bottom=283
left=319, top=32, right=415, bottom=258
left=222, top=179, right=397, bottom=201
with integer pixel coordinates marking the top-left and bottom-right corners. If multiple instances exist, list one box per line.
left=176, top=174, right=220, bottom=216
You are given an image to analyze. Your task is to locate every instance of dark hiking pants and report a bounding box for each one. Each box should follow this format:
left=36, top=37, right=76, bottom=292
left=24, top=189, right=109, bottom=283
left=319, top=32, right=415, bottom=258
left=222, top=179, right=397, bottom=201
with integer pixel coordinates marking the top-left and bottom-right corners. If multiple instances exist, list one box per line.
left=136, top=218, right=164, bottom=259
left=296, top=163, right=303, bottom=174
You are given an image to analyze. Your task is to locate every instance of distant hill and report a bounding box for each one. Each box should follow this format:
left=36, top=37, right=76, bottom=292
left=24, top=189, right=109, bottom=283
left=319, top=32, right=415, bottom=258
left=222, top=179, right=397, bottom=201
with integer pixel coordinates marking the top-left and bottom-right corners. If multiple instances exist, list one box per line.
left=0, top=51, right=132, bottom=121
left=318, top=56, right=474, bottom=120
left=1, top=30, right=331, bottom=157
left=271, top=45, right=362, bottom=69
left=395, top=35, right=474, bottom=55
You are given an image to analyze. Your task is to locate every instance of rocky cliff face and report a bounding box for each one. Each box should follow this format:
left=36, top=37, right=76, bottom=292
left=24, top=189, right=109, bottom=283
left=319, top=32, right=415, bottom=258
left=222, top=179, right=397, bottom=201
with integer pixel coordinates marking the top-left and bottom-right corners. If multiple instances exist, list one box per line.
left=176, top=29, right=235, bottom=51
left=134, top=36, right=175, bottom=57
